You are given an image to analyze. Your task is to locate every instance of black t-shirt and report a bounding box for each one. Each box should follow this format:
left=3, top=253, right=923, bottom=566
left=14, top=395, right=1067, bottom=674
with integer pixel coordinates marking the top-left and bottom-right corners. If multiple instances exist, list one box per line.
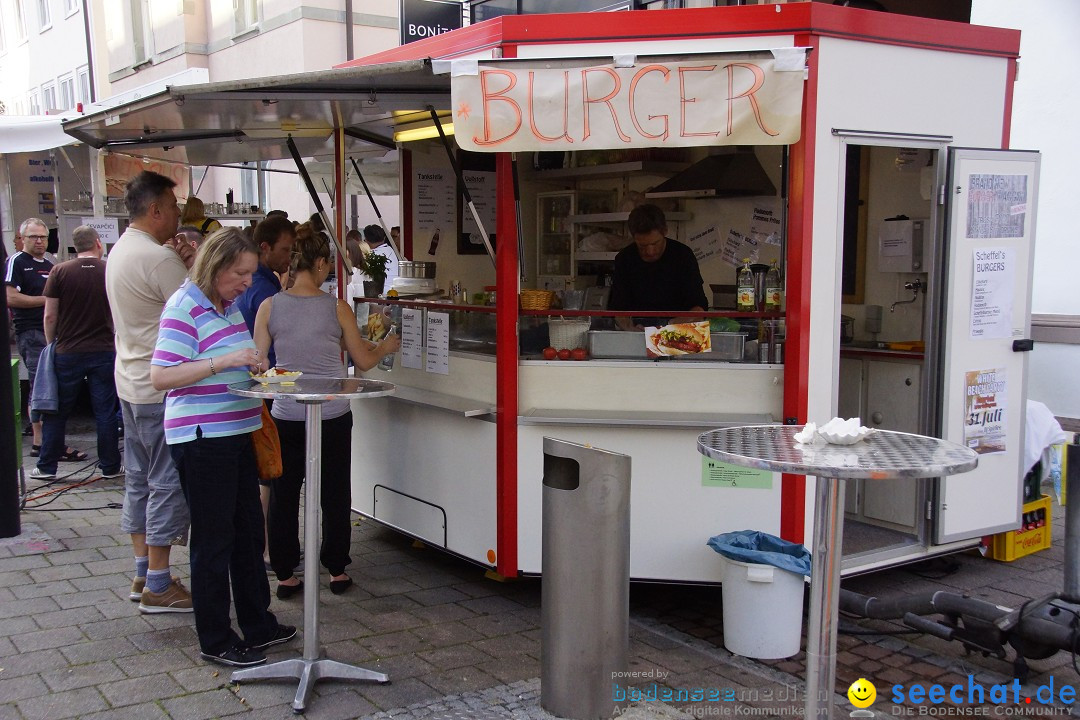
left=608, top=238, right=708, bottom=318
left=4, top=252, right=53, bottom=333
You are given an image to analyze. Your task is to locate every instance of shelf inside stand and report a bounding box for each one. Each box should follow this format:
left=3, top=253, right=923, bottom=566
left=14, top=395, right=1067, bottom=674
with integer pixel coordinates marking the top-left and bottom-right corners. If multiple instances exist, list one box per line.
left=569, top=211, right=692, bottom=224
left=533, top=161, right=691, bottom=181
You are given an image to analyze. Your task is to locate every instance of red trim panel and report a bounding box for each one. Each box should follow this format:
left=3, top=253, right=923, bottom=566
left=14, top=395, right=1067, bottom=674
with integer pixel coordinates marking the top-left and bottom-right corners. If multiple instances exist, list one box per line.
left=494, top=152, right=519, bottom=577
left=779, top=34, right=819, bottom=545
left=402, top=150, right=413, bottom=259
left=340, top=5, right=1018, bottom=70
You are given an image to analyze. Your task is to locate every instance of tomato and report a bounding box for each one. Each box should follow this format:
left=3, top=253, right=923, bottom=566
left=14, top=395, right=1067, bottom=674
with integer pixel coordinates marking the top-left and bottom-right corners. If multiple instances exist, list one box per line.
left=571, top=347, right=588, bottom=361
left=557, top=348, right=572, bottom=360
left=542, top=346, right=557, bottom=360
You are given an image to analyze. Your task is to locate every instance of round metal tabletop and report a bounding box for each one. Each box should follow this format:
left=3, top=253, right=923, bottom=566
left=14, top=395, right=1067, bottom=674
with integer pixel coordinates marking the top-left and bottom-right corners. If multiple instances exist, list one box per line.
left=228, top=377, right=396, bottom=402
left=697, top=425, right=978, bottom=480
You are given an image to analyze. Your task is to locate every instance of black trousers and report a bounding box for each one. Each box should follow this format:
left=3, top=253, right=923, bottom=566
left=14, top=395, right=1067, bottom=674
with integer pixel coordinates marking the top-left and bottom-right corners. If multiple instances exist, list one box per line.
left=269, top=412, right=354, bottom=580
left=171, top=431, right=278, bottom=655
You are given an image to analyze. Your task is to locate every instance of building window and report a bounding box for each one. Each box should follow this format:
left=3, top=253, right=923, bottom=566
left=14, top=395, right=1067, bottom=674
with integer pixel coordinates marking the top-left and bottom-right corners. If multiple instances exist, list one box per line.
left=0, top=11, right=6, bottom=54
left=14, top=0, right=28, bottom=41
left=234, top=0, right=259, bottom=34
left=59, top=75, right=74, bottom=110
left=77, top=66, right=90, bottom=104
left=130, top=0, right=154, bottom=64
left=65, top=0, right=78, bottom=15
left=42, top=83, right=56, bottom=112
left=29, top=91, right=40, bottom=115
left=37, top=0, right=52, bottom=29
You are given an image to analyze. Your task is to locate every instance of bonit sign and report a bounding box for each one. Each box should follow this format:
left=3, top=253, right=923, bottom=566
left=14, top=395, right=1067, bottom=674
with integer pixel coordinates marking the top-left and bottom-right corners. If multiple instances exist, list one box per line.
left=400, top=0, right=461, bottom=45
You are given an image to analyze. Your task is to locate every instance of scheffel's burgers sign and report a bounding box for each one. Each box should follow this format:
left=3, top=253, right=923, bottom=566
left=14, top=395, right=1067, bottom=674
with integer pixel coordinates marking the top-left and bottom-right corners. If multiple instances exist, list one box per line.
left=450, top=51, right=807, bottom=152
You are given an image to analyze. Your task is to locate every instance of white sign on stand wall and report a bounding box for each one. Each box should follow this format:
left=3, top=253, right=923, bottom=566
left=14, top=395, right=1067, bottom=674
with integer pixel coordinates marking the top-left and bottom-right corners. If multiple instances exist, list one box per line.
left=79, top=217, right=120, bottom=245
left=969, top=247, right=1015, bottom=340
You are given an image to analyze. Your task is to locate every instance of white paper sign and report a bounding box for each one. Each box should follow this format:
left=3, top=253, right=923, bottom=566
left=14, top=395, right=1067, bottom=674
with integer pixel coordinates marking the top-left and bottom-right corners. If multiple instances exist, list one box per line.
left=970, top=247, right=1015, bottom=340
left=79, top=216, right=120, bottom=245
left=401, top=307, right=424, bottom=370
left=879, top=221, right=911, bottom=258
left=749, top=201, right=782, bottom=246
left=686, top=225, right=722, bottom=263
left=425, top=311, right=450, bottom=375
left=721, top=228, right=758, bottom=267
left=413, top=168, right=456, bottom=231
left=461, top=170, right=496, bottom=245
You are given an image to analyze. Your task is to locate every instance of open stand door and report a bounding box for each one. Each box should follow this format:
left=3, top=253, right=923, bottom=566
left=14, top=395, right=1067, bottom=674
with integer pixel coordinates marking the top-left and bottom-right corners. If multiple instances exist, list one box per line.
left=935, top=148, right=1040, bottom=543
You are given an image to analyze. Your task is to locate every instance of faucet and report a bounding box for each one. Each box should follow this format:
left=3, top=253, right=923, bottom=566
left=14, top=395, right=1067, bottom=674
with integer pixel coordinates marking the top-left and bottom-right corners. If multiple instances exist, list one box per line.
left=889, top=278, right=923, bottom=313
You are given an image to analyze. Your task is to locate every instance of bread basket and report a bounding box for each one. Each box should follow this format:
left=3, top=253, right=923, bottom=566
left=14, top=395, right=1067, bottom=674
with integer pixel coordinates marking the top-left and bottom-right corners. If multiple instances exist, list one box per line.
left=520, top=289, right=555, bottom=310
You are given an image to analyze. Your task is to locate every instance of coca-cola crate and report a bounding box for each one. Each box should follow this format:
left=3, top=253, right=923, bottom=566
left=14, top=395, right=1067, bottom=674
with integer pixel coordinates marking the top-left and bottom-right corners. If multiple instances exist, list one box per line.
left=988, top=495, right=1052, bottom=562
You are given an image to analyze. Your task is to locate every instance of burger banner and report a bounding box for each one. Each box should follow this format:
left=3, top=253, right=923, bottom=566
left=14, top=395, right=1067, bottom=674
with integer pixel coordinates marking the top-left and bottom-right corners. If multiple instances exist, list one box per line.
left=645, top=322, right=711, bottom=358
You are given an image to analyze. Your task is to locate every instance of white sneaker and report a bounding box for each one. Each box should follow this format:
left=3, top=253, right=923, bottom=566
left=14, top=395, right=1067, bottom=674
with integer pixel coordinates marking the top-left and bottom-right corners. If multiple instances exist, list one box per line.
left=30, top=467, right=55, bottom=480
left=101, top=465, right=125, bottom=479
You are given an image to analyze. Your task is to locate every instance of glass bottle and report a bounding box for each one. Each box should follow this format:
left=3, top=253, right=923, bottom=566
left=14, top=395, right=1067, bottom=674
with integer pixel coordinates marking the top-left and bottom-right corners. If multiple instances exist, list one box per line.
left=736, top=258, right=756, bottom=312
left=765, top=261, right=782, bottom=313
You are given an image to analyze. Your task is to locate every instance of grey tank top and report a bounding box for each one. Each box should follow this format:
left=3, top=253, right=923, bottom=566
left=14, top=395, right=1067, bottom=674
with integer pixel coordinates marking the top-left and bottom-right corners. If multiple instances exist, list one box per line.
left=268, top=292, right=348, bottom=421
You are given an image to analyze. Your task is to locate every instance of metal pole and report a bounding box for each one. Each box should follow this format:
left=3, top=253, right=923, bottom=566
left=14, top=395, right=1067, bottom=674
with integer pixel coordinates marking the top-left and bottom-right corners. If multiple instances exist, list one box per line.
left=804, top=475, right=846, bottom=719
left=349, top=157, right=400, bottom=258
left=301, top=401, right=322, bottom=662
left=1065, top=440, right=1080, bottom=601
left=0, top=280, right=20, bottom=538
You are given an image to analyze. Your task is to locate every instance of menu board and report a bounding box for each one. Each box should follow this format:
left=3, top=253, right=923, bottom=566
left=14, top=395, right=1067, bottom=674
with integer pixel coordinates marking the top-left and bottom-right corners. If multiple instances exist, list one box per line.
left=460, top=170, right=496, bottom=244
left=425, top=311, right=450, bottom=375
left=413, top=167, right=456, bottom=231
left=401, top=307, right=424, bottom=370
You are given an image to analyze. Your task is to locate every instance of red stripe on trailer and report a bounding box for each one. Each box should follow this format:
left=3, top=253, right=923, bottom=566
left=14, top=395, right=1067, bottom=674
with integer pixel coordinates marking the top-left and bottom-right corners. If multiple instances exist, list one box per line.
left=779, top=34, right=819, bottom=546
left=494, top=151, right=519, bottom=577
left=402, top=150, right=413, bottom=259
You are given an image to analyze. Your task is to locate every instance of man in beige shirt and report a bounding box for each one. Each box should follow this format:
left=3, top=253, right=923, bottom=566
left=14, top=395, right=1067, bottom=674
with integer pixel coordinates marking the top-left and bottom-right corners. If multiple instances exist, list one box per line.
left=106, top=171, right=194, bottom=613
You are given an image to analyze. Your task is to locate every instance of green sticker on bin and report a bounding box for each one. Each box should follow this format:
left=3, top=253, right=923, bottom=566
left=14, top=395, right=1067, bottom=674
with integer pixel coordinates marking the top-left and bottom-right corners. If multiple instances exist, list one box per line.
left=702, top=458, right=772, bottom=489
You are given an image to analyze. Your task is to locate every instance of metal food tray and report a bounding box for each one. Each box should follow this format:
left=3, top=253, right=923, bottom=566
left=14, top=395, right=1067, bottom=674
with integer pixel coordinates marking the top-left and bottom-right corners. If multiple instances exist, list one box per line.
left=587, top=331, right=648, bottom=359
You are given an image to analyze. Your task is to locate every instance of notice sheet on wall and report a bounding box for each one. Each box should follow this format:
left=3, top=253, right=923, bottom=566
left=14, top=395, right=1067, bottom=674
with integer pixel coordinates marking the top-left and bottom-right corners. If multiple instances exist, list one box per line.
left=964, top=367, right=1007, bottom=455
left=401, top=307, right=424, bottom=370
left=722, top=228, right=759, bottom=267
left=970, top=247, right=1015, bottom=340
left=749, top=200, right=782, bottom=246
left=425, top=311, right=450, bottom=375
left=460, top=170, right=496, bottom=247
left=687, top=225, right=722, bottom=263
left=413, top=168, right=456, bottom=231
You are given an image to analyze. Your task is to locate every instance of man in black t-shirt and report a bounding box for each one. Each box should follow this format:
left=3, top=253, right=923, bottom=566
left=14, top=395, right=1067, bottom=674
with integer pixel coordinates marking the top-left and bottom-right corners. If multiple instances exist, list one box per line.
left=609, top=204, right=708, bottom=330
left=5, top=218, right=55, bottom=452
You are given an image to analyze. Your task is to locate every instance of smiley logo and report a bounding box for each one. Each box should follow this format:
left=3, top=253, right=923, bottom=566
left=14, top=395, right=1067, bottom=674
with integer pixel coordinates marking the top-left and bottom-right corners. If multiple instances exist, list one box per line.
left=847, top=677, right=877, bottom=708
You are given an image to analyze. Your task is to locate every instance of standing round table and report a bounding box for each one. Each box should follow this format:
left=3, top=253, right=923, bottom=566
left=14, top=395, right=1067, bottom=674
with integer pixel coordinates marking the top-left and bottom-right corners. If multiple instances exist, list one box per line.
left=229, top=377, right=395, bottom=713
left=697, top=425, right=977, bottom=718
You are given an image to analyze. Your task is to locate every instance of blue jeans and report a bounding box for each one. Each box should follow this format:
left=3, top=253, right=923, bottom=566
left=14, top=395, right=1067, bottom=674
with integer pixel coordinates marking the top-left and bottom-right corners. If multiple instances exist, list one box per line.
left=171, top=430, right=278, bottom=654
left=38, top=351, right=122, bottom=475
left=16, top=329, right=46, bottom=424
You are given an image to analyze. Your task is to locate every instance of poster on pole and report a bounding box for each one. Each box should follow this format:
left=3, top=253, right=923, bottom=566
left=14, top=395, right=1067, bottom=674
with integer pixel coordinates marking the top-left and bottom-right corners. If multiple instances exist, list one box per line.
left=964, top=368, right=1007, bottom=455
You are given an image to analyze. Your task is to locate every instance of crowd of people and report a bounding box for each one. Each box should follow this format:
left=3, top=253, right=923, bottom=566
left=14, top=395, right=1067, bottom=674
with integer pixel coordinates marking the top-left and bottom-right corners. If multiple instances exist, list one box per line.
left=4, top=170, right=400, bottom=669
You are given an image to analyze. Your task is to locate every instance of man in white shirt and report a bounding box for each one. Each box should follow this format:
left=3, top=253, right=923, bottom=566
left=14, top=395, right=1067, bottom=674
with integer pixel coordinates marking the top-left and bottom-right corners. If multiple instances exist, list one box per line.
left=363, top=225, right=398, bottom=288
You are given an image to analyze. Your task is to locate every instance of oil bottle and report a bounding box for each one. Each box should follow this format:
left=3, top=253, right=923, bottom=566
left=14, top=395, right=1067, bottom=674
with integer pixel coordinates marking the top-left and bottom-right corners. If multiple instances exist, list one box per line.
left=764, top=261, right=782, bottom=313
left=736, top=258, right=756, bottom=312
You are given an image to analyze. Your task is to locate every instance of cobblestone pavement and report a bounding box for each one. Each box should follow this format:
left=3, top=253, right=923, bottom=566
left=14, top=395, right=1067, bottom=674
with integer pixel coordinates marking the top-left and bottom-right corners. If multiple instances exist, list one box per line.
left=0, top=417, right=1074, bottom=719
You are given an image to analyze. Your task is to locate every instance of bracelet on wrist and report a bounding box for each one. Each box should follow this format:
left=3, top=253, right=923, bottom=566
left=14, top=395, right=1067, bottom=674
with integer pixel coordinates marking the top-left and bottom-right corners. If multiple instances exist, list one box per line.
left=208, top=357, right=216, bottom=376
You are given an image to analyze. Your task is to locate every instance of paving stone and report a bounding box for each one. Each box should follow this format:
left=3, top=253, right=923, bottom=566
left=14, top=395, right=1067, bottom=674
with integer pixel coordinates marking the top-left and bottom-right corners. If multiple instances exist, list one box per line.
left=78, top=702, right=171, bottom=720
left=419, top=644, right=495, bottom=670
left=32, top=603, right=106, bottom=629
left=459, top=595, right=526, bottom=616
left=406, top=587, right=474, bottom=607
left=170, top=664, right=235, bottom=693
left=160, top=687, right=250, bottom=719
left=10, top=578, right=76, bottom=599
left=0, top=555, right=50, bottom=571
left=69, top=572, right=133, bottom=592
left=412, top=621, right=485, bottom=648
left=851, top=644, right=892, bottom=660
left=58, top=535, right=119, bottom=551
left=11, top=624, right=86, bottom=653
left=40, top=659, right=126, bottom=692
left=99, top=671, right=187, bottom=706
left=15, top=686, right=108, bottom=719
left=424, top=667, right=501, bottom=696
left=59, top=635, right=142, bottom=665
left=875, top=667, right=914, bottom=685
left=0, top=672, right=49, bottom=702
left=461, top=613, right=536, bottom=638
left=80, top=615, right=155, bottom=641
left=52, top=587, right=119, bottom=610
left=364, top=629, right=434, bottom=658
left=359, top=676, right=443, bottom=711
left=475, top=653, right=540, bottom=684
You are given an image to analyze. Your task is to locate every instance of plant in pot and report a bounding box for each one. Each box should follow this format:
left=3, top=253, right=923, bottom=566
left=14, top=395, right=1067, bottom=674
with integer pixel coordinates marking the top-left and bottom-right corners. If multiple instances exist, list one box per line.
left=360, top=252, right=390, bottom=298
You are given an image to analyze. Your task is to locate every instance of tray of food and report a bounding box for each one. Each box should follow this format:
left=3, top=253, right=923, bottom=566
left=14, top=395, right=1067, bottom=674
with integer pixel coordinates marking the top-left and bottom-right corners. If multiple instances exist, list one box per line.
left=250, top=368, right=303, bottom=384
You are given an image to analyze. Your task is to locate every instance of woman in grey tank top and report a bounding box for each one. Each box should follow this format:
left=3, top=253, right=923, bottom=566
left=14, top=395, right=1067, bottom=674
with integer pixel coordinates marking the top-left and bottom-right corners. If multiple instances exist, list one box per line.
left=253, top=225, right=399, bottom=598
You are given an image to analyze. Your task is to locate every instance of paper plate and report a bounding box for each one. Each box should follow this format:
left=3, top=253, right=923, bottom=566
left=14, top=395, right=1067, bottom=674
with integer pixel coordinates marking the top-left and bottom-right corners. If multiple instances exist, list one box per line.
left=818, top=427, right=874, bottom=445
left=251, top=371, right=303, bottom=384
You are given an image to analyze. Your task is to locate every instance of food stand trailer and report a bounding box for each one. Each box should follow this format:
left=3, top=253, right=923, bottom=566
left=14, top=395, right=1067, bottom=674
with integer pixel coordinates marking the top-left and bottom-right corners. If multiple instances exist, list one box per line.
left=63, top=3, right=1039, bottom=583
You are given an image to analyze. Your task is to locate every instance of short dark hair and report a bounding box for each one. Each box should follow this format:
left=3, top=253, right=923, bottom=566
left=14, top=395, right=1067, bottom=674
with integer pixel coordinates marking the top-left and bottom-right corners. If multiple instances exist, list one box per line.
left=627, top=204, right=667, bottom=236
left=265, top=209, right=288, bottom=219
left=176, top=225, right=204, bottom=245
left=125, top=171, right=177, bottom=220
left=363, top=225, right=387, bottom=246
left=71, top=225, right=100, bottom=252
left=253, top=215, right=296, bottom=249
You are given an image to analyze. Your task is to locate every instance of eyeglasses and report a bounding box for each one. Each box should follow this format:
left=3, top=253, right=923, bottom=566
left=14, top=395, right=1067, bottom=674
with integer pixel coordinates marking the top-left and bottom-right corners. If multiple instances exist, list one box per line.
left=24, top=235, right=48, bottom=241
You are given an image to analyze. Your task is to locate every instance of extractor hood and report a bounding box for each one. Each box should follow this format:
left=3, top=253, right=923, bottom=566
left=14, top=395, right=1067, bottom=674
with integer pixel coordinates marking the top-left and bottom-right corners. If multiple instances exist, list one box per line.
left=645, top=150, right=776, bottom=199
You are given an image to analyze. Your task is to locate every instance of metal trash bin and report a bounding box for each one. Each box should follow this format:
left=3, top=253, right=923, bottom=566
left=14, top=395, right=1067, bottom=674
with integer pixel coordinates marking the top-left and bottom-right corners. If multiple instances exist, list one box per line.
left=541, top=437, right=631, bottom=720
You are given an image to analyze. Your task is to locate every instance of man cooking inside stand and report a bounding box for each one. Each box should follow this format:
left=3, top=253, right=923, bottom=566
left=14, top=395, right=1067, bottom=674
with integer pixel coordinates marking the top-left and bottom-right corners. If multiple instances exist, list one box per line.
left=609, top=204, right=708, bottom=331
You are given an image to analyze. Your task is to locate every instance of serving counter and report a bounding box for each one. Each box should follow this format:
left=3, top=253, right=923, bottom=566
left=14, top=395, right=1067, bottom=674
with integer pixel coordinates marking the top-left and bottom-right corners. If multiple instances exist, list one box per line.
left=350, top=299, right=784, bottom=583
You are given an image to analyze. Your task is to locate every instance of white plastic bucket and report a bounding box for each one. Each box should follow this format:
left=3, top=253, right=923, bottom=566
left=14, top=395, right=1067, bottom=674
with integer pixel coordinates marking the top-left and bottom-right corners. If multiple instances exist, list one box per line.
left=720, top=557, right=805, bottom=659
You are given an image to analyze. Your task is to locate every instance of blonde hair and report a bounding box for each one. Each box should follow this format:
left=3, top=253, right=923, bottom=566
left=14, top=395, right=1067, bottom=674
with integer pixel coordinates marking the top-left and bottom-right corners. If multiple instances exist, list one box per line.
left=189, top=227, right=259, bottom=300
left=180, top=196, right=207, bottom=225
left=290, top=223, right=331, bottom=275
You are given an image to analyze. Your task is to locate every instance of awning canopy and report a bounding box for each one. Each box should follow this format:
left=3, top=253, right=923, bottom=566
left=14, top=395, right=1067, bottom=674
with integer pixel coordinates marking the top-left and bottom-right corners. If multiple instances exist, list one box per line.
left=0, top=116, right=79, bottom=154
left=62, top=60, right=453, bottom=166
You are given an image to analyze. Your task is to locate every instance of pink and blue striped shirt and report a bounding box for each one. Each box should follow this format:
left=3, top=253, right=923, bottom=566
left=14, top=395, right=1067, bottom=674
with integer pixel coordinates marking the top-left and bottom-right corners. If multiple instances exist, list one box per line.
left=152, top=279, right=262, bottom=445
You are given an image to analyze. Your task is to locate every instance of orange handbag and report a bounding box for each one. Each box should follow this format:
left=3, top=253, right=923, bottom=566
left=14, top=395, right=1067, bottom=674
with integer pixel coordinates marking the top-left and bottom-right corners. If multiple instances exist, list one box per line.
left=251, top=403, right=282, bottom=480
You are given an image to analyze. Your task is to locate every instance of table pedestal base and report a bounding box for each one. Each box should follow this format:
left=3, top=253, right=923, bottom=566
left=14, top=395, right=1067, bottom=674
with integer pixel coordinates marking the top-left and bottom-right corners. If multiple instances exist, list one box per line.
left=233, top=657, right=389, bottom=713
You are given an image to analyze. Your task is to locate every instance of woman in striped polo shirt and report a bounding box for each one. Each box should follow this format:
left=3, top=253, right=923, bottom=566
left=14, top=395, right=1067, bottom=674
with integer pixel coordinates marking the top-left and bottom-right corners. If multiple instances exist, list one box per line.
left=150, top=228, right=295, bottom=669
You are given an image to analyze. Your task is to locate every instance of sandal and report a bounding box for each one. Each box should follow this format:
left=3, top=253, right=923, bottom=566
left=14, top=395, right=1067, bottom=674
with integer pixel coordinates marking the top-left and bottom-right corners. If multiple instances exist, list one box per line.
left=59, top=448, right=89, bottom=462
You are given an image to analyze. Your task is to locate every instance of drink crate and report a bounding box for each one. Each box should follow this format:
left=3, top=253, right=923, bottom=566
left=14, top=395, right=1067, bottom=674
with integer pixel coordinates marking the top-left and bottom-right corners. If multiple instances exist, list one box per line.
left=988, top=494, right=1052, bottom=562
